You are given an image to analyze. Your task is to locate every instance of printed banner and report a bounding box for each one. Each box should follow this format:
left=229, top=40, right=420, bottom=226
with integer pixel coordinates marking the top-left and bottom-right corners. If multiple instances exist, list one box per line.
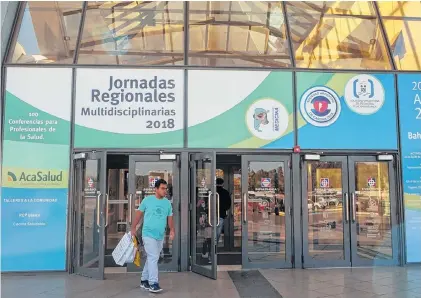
left=1, top=67, right=71, bottom=271
left=74, top=69, right=184, bottom=148
left=398, top=74, right=421, bottom=263
left=297, top=72, right=398, bottom=149
left=188, top=70, right=294, bottom=148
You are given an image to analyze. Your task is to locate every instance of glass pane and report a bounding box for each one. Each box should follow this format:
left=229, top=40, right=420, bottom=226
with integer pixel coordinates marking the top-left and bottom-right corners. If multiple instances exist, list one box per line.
left=233, top=167, right=242, bottom=249
left=378, top=1, right=421, bottom=18
left=286, top=3, right=392, bottom=69
left=189, top=1, right=292, bottom=67
left=81, top=159, right=100, bottom=268
left=285, top=1, right=376, bottom=16
left=307, top=161, right=345, bottom=260
left=105, top=169, right=129, bottom=257
left=383, top=19, right=421, bottom=70
left=354, top=162, right=393, bottom=260
left=11, top=1, right=83, bottom=64
left=78, top=1, right=184, bottom=65
left=195, top=159, right=213, bottom=265
left=246, top=161, right=286, bottom=262
left=133, top=162, right=174, bottom=263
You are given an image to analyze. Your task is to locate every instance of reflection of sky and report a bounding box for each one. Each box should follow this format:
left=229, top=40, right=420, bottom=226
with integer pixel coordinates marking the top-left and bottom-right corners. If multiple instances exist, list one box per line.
left=17, top=9, right=39, bottom=55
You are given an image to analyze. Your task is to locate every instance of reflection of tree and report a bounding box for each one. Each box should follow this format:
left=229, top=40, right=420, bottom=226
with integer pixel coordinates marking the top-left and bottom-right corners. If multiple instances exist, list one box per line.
left=248, top=167, right=284, bottom=193
left=356, top=163, right=389, bottom=192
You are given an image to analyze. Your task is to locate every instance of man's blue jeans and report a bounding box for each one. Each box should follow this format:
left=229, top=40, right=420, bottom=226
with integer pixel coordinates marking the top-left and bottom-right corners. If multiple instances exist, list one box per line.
left=142, top=237, right=163, bottom=285
left=216, top=217, right=224, bottom=244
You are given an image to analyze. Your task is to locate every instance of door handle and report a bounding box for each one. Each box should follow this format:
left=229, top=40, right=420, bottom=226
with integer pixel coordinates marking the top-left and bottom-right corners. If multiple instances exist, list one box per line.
left=96, top=192, right=101, bottom=227
left=216, top=192, right=220, bottom=227
left=207, top=191, right=213, bottom=227
left=105, top=194, right=109, bottom=227
left=345, top=193, right=349, bottom=223
left=243, top=193, right=247, bottom=223
left=351, top=192, right=356, bottom=223
left=128, top=193, right=133, bottom=225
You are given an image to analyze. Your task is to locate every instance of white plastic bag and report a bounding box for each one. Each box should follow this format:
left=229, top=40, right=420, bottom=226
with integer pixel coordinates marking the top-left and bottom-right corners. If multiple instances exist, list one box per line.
left=112, top=233, right=134, bottom=266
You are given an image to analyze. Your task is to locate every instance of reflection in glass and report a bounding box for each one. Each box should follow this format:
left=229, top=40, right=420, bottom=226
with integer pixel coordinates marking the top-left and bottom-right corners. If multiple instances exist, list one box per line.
left=189, top=1, right=292, bottom=67
left=285, top=1, right=376, bottom=16
left=246, top=161, right=286, bottom=262
left=81, top=159, right=100, bottom=267
left=286, top=2, right=392, bottom=69
left=378, top=1, right=421, bottom=18
left=382, top=19, right=421, bottom=70
left=105, top=169, right=129, bottom=256
left=194, top=159, right=213, bottom=266
left=134, top=162, right=174, bottom=264
left=11, top=1, right=83, bottom=64
left=78, top=1, right=184, bottom=65
left=307, top=161, right=344, bottom=260
left=233, top=167, right=242, bottom=249
left=354, top=162, right=392, bottom=260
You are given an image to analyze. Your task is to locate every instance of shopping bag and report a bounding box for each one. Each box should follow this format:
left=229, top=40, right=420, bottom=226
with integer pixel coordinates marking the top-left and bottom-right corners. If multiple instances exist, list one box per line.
left=132, top=236, right=141, bottom=267
left=112, top=233, right=134, bottom=266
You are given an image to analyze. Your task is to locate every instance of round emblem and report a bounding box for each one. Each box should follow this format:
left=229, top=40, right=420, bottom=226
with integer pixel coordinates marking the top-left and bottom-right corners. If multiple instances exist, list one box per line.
left=300, top=86, right=341, bottom=127
left=344, top=74, right=385, bottom=115
left=246, top=98, right=289, bottom=141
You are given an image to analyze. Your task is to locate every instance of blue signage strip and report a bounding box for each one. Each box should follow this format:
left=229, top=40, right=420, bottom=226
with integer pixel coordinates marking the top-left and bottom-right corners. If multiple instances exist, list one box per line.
left=398, top=74, right=421, bottom=263
left=1, top=188, right=68, bottom=271
left=297, top=72, right=398, bottom=150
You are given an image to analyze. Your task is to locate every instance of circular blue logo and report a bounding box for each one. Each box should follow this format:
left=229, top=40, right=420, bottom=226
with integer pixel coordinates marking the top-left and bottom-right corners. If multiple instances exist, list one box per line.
left=300, top=86, right=341, bottom=127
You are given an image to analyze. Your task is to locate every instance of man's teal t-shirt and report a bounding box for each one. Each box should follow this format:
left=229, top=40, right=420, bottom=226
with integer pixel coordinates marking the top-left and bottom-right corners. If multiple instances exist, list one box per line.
left=139, top=195, right=173, bottom=240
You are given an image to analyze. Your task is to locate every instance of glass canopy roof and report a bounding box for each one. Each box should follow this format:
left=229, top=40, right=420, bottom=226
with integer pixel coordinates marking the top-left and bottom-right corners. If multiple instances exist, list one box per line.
left=8, top=1, right=421, bottom=70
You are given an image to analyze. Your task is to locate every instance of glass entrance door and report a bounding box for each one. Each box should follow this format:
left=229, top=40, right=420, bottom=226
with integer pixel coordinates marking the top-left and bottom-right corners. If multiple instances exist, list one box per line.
left=190, top=152, right=218, bottom=279
left=73, top=152, right=106, bottom=279
left=127, top=155, right=180, bottom=272
left=348, top=156, right=399, bottom=266
left=302, top=155, right=399, bottom=268
left=302, top=156, right=351, bottom=267
left=241, top=155, right=292, bottom=269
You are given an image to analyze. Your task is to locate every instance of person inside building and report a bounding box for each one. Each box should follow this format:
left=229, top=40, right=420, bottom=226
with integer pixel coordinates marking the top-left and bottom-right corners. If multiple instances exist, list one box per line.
left=199, top=178, right=232, bottom=264
left=216, top=178, right=231, bottom=244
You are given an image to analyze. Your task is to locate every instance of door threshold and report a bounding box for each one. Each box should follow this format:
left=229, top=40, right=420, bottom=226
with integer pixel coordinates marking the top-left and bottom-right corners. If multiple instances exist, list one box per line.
left=105, top=267, right=127, bottom=274
left=218, top=265, right=241, bottom=272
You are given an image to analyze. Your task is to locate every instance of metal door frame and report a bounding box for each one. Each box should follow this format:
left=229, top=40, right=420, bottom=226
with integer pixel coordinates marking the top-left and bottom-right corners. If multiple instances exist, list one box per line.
left=126, top=154, right=181, bottom=272
left=348, top=155, right=400, bottom=267
left=190, top=152, right=218, bottom=279
left=301, top=155, right=352, bottom=268
left=241, top=155, right=293, bottom=269
left=73, top=151, right=107, bottom=280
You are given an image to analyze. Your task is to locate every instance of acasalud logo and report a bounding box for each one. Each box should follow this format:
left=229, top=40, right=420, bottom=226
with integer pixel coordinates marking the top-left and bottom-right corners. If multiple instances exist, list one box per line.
left=7, top=171, right=17, bottom=182
left=6, top=170, right=64, bottom=184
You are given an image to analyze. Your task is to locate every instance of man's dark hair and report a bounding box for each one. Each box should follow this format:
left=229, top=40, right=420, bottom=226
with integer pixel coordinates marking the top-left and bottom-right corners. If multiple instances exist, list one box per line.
left=216, top=178, right=224, bottom=185
left=155, top=179, right=168, bottom=189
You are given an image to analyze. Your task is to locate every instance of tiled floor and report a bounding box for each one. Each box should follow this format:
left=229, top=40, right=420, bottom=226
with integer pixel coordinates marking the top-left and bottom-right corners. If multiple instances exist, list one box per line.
left=2, top=267, right=421, bottom=298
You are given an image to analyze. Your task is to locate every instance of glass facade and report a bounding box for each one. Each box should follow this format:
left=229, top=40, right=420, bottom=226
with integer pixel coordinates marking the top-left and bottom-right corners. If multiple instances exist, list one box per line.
left=2, top=1, right=421, bottom=275
left=7, top=1, right=421, bottom=70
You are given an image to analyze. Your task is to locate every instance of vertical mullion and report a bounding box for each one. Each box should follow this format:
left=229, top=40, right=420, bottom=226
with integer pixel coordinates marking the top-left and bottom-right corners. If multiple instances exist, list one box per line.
left=73, top=2, right=88, bottom=64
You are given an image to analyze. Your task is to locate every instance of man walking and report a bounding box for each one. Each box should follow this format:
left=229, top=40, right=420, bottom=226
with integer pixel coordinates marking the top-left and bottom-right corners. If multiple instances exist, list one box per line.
left=216, top=178, right=231, bottom=244
left=131, top=179, right=174, bottom=293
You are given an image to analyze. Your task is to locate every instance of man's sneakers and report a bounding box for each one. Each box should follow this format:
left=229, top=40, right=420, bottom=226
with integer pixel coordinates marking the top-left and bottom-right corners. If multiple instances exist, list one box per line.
left=141, top=281, right=163, bottom=293
left=140, top=280, right=150, bottom=290
left=149, top=283, right=163, bottom=293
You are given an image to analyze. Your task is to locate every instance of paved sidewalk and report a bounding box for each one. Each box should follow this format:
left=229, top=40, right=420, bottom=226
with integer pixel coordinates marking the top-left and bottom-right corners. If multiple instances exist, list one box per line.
left=2, top=267, right=421, bottom=298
